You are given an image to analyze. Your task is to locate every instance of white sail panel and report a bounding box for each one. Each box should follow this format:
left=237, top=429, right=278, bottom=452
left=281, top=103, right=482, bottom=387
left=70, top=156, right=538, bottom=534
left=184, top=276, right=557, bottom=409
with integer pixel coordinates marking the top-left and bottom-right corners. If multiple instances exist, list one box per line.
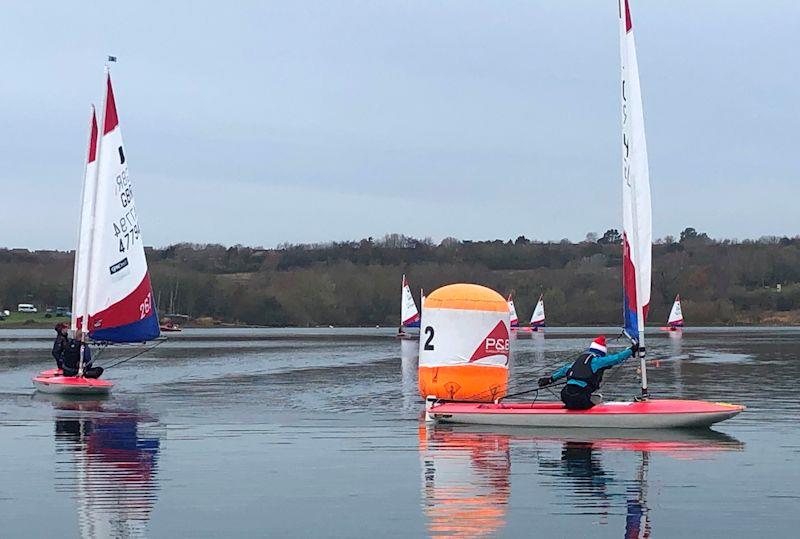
left=530, top=295, right=545, bottom=327
left=85, top=72, right=159, bottom=342
left=401, top=275, right=420, bottom=327
left=71, top=108, right=99, bottom=332
left=668, top=295, right=683, bottom=327
left=507, top=296, right=519, bottom=327
left=620, top=0, right=652, bottom=344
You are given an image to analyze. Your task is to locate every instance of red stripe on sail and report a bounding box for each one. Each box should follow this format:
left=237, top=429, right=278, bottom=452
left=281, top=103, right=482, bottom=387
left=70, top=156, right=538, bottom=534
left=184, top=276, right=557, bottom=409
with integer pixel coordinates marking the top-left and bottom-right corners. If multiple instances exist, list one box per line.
left=88, top=109, right=99, bottom=163
left=622, top=233, right=638, bottom=314
left=103, top=74, right=119, bottom=135
left=624, top=0, right=632, bottom=33
left=88, top=273, right=155, bottom=330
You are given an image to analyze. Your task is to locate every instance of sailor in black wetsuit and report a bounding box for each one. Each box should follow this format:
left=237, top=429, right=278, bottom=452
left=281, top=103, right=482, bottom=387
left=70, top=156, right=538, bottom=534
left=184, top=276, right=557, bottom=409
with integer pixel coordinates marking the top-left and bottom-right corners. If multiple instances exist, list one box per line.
left=538, top=336, right=636, bottom=410
left=60, top=331, right=104, bottom=379
left=52, top=323, right=69, bottom=370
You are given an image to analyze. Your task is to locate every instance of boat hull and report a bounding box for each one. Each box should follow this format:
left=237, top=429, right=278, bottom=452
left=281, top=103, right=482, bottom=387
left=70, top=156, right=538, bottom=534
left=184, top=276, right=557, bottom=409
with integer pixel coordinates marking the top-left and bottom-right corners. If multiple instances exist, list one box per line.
left=427, top=399, right=744, bottom=429
left=32, top=375, right=113, bottom=395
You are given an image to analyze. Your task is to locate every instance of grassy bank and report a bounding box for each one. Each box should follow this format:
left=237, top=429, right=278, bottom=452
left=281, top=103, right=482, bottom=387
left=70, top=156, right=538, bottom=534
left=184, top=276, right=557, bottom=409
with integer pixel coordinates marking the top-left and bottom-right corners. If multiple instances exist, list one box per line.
left=0, top=311, right=70, bottom=329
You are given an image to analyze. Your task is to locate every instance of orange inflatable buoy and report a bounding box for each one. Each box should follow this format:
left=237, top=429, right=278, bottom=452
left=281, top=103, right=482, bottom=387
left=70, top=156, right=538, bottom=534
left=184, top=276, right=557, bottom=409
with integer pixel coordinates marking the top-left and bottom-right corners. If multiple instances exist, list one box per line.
left=418, top=283, right=510, bottom=402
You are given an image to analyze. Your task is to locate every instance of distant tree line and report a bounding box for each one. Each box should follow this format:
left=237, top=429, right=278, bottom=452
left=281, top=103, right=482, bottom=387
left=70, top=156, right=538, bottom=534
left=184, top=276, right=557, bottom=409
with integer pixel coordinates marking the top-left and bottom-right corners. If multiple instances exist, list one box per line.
left=3, top=228, right=800, bottom=327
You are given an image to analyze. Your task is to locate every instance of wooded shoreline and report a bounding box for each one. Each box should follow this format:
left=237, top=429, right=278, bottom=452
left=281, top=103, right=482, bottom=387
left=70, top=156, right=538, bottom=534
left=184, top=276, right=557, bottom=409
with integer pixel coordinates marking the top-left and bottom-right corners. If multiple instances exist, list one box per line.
left=3, top=230, right=800, bottom=328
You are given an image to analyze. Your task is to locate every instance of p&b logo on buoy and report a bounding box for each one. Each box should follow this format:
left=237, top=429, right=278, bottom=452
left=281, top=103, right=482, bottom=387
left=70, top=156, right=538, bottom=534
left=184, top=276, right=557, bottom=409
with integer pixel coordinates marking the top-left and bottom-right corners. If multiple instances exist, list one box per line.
left=469, top=321, right=510, bottom=363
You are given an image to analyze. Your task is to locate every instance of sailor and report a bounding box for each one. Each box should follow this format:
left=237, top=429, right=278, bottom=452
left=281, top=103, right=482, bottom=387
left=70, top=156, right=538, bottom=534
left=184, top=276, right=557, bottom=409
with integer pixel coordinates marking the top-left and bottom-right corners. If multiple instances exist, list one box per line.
left=61, top=331, right=104, bottom=379
left=537, top=336, right=636, bottom=410
left=51, top=323, right=69, bottom=370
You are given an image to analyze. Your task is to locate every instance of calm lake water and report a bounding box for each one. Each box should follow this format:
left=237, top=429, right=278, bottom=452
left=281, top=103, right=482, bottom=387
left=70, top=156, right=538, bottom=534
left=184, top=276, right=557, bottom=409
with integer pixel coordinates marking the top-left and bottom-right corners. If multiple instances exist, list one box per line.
left=1, top=327, right=798, bottom=537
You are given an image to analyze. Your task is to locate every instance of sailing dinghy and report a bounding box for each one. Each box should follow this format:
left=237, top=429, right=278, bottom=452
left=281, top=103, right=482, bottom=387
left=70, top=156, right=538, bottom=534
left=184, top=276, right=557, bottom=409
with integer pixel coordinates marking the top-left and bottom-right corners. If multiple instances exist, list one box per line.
left=663, top=294, right=683, bottom=331
left=530, top=294, right=545, bottom=331
left=507, top=294, right=521, bottom=330
left=425, top=0, right=744, bottom=428
left=34, top=68, right=160, bottom=395
left=397, top=275, right=421, bottom=338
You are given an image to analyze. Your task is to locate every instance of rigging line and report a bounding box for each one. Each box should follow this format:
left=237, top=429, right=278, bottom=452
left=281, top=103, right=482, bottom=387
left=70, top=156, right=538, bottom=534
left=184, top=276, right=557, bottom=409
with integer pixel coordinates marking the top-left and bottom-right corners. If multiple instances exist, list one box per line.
left=98, top=338, right=167, bottom=369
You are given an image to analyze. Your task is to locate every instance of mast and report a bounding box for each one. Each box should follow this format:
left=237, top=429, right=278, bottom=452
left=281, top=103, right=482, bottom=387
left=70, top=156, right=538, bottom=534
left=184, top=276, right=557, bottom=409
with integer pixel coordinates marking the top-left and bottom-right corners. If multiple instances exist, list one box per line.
left=79, top=63, right=112, bottom=375
left=619, top=0, right=652, bottom=398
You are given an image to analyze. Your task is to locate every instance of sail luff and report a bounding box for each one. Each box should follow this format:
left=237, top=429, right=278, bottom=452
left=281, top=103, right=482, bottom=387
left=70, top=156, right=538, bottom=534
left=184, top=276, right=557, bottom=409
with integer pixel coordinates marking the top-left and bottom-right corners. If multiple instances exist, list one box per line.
left=81, top=68, right=110, bottom=340
left=71, top=106, right=99, bottom=333
left=619, top=0, right=652, bottom=395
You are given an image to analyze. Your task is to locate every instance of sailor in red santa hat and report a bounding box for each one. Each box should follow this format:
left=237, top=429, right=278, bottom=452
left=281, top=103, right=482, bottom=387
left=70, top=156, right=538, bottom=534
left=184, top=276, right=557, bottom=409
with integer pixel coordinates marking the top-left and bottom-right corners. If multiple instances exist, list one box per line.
left=538, top=336, right=638, bottom=409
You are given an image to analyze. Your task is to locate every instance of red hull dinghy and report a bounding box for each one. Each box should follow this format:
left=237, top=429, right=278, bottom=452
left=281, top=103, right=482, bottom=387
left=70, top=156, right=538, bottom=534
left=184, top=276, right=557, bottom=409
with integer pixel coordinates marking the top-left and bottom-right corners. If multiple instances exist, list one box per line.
left=424, top=1, right=744, bottom=429
left=32, top=373, right=113, bottom=395
left=426, top=399, right=744, bottom=429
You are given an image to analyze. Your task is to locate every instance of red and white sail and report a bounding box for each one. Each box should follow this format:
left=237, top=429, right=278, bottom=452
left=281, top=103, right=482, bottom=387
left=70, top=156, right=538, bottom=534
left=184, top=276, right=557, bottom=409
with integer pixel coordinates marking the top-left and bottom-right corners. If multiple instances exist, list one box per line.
left=667, top=295, right=683, bottom=327
left=620, top=0, right=652, bottom=346
left=530, top=294, right=545, bottom=328
left=507, top=295, right=519, bottom=328
left=71, top=108, right=99, bottom=333
left=401, top=274, right=420, bottom=328
left=82, top=71, right=159, bottom=342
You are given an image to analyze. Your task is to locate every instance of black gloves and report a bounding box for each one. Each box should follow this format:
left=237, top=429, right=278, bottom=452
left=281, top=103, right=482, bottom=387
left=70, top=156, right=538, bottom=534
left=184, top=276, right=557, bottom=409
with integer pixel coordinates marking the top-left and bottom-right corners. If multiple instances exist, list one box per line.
left=630, top=340, right=640, bottom=354
left=538, top=376, right=553, bottom=388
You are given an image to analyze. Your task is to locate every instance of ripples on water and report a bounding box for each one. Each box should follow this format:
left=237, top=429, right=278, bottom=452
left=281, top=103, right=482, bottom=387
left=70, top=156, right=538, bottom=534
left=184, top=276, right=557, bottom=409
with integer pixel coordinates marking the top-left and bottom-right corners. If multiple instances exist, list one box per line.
left=0, top=328, right=798, bottom=537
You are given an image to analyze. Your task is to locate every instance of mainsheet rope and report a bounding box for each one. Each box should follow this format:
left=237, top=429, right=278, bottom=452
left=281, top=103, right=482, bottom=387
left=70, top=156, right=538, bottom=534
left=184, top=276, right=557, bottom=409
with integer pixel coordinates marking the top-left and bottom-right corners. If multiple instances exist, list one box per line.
left=94, top=338, right=168, bottom=369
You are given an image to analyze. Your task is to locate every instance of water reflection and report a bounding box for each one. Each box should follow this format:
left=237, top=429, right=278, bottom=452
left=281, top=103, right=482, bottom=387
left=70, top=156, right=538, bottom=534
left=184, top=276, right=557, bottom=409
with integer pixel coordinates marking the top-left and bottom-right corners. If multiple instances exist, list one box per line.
left=401, top=338, right=419, bottom=410
left=47, top=396, right=162, bottom=538
left=532, top=332, right=546, bottom=365
left=419, top=426, right=510, bottom=538
left=420, top=425, right=742, bottom=537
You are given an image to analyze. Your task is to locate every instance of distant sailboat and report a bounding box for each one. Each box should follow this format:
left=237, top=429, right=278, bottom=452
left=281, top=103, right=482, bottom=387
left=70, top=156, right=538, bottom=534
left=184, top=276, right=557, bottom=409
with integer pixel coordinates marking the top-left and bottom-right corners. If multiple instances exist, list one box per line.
left=666, top=295, right=683, bottom=330
left=507, top=294, right=519, bottom=328
left=397, top=274, right=420, bottom=338
left=33, top=66, right=160, bottom=394
left=530, top=294, right=546, bottom=331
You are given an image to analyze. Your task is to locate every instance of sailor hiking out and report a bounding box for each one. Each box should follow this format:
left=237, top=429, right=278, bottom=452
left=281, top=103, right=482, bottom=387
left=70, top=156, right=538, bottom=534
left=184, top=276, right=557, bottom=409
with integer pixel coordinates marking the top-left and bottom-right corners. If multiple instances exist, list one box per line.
left=538, top=336, right=636, bottom=410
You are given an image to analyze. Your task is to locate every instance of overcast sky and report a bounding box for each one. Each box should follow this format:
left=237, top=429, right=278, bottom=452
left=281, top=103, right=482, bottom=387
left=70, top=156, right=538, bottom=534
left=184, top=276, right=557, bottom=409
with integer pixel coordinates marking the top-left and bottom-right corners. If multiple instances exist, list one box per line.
left=1, top=1, right=798, bottom=250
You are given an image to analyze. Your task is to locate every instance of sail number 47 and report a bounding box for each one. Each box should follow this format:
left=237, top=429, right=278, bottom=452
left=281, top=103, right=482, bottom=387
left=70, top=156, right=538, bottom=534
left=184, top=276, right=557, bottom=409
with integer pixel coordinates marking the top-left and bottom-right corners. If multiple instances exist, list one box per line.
left=113, top=208, right=140, bottom=253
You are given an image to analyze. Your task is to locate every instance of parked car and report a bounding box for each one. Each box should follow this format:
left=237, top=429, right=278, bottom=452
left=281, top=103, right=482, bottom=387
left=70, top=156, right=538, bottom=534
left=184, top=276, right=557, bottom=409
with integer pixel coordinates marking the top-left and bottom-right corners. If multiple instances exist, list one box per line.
left=17, top=304, right=38, bottom=313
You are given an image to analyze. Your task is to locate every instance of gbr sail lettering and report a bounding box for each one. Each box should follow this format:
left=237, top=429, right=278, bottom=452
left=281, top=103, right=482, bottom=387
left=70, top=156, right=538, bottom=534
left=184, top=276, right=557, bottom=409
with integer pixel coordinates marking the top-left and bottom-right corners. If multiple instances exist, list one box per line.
left=112, top=166, right=140, bottom=253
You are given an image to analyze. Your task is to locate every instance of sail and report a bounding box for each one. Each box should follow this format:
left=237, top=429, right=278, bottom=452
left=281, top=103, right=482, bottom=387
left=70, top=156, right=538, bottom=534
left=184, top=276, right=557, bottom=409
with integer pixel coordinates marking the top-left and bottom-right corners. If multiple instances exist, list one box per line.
left=84, top=72, right=160, bottom=342
left=71, top=108, right=99, bottom=332
left=530, top=294, right=545, bottom=328
left=507, top=295, right=519, bottom=328
left=667, top=295, right=683, bottom=327
left=620, top=0, right=652, bottom=344
left=401, top=274, right=420, bottom=328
